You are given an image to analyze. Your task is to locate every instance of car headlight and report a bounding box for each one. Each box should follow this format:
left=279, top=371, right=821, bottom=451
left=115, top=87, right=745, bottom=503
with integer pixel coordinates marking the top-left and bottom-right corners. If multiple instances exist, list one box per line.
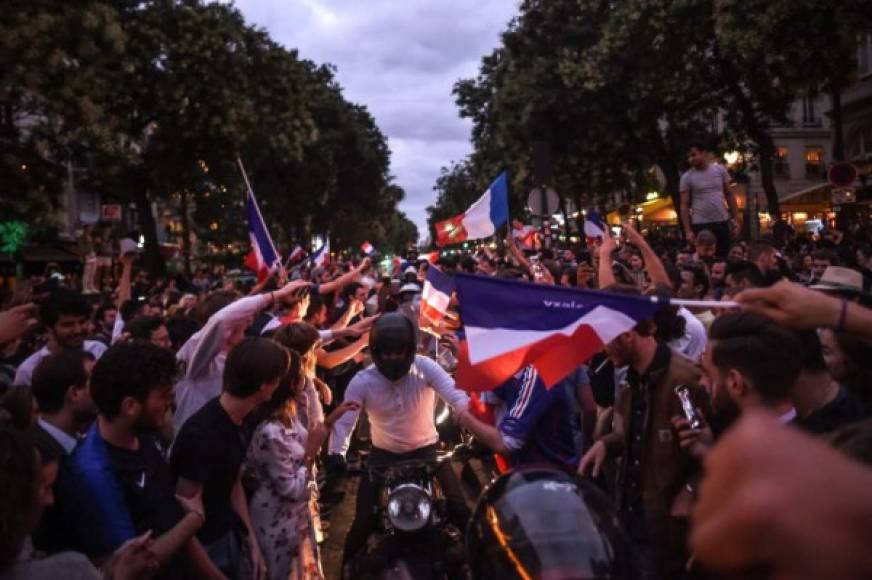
left=387, top=483, right=432, bottom=531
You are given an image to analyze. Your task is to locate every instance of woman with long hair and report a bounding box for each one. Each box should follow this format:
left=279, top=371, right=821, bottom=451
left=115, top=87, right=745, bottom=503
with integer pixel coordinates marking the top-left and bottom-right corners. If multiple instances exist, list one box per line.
left=245, top=346, right=357, bottom=580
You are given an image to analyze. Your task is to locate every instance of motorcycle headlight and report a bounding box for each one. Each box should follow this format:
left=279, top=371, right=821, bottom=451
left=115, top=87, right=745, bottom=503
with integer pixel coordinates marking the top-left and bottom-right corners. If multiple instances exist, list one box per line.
left=387, top=483, right=432, bottom=531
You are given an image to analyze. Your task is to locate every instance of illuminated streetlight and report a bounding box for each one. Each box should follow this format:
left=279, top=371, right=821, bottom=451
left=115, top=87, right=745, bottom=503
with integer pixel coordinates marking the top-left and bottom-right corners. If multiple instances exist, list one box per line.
left=724, top=151, right=740, bottom=165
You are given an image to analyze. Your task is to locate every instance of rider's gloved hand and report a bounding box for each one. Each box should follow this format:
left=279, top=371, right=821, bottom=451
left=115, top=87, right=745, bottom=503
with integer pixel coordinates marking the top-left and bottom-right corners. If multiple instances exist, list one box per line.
left=325, top=453, right=347, bottom=475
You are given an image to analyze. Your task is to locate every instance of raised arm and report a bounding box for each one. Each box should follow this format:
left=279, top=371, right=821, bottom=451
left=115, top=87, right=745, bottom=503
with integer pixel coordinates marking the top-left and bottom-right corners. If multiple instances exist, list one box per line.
left=596, top=235, right=617, bottom=288
left=115, top=253, right=135, bottom=310
left=622, top=223, right=671, bottom=288
left=318, top=258, right=370, bottom=296
left=316, top=332, right=369, bottom=369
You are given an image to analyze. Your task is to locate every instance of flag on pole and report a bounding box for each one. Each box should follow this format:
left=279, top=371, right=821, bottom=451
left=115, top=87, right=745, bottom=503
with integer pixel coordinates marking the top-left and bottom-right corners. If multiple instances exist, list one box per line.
left=239, top=159, right=281, bottom=282
left=435, top=172, right=509, bottom=246
left=311, top=240, right=330, bottom=268
left=453, top=273, right=664, bottom=391
left=360, top=241, right=375, bottom=256
left=419, top=266, right=455, bottom=328
left=584, top=209, right=607, bottom=242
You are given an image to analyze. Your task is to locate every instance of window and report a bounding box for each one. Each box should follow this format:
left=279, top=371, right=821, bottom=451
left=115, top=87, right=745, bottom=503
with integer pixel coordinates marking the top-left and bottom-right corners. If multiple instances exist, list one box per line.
left=801, top=97, right=819, bottom=126
left=859, top=32, right=872, bottom=77
left=774, top=146, right=790, bottom=178
left=805, top=147, right=824, bottom=179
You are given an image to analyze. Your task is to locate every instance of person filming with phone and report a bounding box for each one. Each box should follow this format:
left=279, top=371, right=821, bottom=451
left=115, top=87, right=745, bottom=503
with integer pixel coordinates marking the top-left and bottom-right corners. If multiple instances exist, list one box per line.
left=578, top=285, right=709, bottom=580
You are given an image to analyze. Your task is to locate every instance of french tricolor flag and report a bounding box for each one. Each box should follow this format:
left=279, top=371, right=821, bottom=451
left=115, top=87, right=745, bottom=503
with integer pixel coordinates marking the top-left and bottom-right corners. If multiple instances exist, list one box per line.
left=243, top=186, right=281, bottom=282
left=435, top=172, right=509, bottom=246
left=584, top=209, right=607, bottom=242
left=360, top=241, right=375, bottom=256
left=311, top=239, right=330, bottom=268
left=419, top=266, right=455, bottom=327
left=453, top=274, right=663, bottom=391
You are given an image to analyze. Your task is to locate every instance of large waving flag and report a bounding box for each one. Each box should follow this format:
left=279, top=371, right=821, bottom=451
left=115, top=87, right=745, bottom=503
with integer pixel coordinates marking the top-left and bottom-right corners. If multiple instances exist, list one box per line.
left=240, top=161, right=281, bottom=282
left=454, top=274, right=664, bottom=391
left=436, top=172, right=509, bottom=246
left=420, top=266, right=455, bottom=328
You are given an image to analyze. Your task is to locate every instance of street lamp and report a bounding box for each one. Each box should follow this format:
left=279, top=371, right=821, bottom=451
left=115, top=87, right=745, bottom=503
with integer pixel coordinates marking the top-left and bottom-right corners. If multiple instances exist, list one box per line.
left=724, top=151, right=740, bottom=166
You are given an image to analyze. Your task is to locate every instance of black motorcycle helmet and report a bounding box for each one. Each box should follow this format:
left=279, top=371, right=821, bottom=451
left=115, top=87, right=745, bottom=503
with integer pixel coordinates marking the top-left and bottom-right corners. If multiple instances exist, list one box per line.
left=370, top=313, right=417, bottom=381
left=467, top=467, right=638, bottom=580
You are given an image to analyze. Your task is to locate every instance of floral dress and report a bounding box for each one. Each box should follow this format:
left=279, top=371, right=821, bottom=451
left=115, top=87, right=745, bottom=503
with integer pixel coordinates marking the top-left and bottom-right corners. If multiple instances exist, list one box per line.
left=246, top=417, right=313, bottom=580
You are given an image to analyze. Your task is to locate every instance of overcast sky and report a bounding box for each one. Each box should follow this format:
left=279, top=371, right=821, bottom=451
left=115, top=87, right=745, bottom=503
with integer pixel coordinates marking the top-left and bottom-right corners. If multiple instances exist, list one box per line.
left=229, top=0, right=518, bottom=239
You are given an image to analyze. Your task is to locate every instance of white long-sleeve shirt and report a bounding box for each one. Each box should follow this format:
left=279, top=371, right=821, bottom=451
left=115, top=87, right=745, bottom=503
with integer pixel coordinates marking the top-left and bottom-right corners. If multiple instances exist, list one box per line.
left=173, top=293, right=271, bottom=433
left=14, top=341, right=107, bottom=386
left=329, top=355, right=470, bottom=456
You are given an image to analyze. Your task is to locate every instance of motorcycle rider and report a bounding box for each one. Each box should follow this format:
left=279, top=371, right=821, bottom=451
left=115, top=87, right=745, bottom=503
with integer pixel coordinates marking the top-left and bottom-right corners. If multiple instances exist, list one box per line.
left=467, top=467, right=639, bottom=580
left=328, top=313, right=471, bottom=567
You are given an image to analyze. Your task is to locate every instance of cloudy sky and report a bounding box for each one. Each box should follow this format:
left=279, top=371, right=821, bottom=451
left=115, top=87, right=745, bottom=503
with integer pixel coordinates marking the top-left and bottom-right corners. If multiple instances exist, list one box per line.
left=229, top=0, right=519, bottom=238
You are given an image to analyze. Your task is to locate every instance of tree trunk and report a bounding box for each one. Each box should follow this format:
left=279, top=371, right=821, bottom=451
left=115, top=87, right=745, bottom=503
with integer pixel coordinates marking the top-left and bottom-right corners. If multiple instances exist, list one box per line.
left=659, top=159, right=682, bottom=227
left=131, top=178, right=166, bottom=276
left=831, top=88, right=845, bottom=162
left=179, top=189, right=191, bottom=276
left=757, top=136, right=781, bottom=219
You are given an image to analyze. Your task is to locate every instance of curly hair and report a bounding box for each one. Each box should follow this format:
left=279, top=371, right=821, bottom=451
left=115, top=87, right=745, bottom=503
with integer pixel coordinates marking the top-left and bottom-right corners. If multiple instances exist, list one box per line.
left=90, top=342, right=179, bottom=420
left=0, top=425, right=38, bottom=569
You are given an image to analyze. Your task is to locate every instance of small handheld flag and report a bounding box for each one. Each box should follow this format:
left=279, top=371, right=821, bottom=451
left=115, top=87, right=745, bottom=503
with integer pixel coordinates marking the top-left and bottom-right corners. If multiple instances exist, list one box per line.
left=419, top=266, right=455, bottom=328
left=584, top=209, right=607, bottom=242
left=360, top=241, right=375, bottom=256
left=311, top=240, right=330, bottom=268
left=436, top=172, right=509, bottom=246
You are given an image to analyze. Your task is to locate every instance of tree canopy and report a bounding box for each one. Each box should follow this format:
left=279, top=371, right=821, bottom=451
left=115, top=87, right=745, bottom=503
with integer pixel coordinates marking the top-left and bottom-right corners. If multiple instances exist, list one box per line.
left=1, top=0, right=417, bottom=271
left=428, top=0, right=872, bottom=236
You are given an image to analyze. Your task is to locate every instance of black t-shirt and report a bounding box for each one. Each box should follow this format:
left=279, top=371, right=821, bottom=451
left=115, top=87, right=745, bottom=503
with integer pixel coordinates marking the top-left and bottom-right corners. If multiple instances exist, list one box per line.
left=800, top=386, right=869, bottom=435
left=105, top=435, right=183, bottom=538
left=171, top=397, right=248, bottom=544
left=105, top=435, right=186, bottom=579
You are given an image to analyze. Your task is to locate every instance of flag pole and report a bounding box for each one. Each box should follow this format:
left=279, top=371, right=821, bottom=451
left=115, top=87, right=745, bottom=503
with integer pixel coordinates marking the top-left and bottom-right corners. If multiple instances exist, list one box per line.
left=237, top=156, right=286, bottom=281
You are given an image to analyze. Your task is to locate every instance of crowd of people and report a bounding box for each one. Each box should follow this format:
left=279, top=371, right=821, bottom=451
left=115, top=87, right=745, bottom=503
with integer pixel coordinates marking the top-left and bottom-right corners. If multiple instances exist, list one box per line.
left=2, top=143, right=872, bottom=579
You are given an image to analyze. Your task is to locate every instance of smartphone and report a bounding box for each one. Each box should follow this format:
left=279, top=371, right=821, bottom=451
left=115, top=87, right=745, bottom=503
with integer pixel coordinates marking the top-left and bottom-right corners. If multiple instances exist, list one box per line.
left=675, top=385, right=702, bottom=430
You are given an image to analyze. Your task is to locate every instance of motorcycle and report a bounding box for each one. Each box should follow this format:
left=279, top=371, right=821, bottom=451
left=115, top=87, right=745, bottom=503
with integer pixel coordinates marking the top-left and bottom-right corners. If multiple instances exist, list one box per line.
left=347, top=453, right=467, bottom=580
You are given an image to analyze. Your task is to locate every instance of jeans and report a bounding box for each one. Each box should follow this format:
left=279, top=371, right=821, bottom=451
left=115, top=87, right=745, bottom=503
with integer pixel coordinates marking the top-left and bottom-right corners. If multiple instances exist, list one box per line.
left=204, top=529, right=241, bottom=580
left=342, top=444, right=470, bottom=566
left=691, top=220, right=731, bottom=257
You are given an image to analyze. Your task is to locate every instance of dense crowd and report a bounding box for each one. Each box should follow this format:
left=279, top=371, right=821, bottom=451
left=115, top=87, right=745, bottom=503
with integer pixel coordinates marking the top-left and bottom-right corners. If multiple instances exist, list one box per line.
left=2, top=145, right=872, bottom=580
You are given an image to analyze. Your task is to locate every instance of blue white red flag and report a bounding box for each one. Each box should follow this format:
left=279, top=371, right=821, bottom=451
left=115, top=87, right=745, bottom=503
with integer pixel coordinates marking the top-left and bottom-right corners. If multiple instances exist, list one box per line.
left=243, top=185, right=281, bottom=282
left=420, top=266, right=455, bottom=327
left=289, top=245, right=305, bottom=262
left=360, top=241, right=375, bottom=256
left=435, top=172, right=509, bottom=246
left=311, top=240, right=330, bottom=268
left=584, top=209, right=607, bottom=242
left=453, top=273, right=663, bottom=391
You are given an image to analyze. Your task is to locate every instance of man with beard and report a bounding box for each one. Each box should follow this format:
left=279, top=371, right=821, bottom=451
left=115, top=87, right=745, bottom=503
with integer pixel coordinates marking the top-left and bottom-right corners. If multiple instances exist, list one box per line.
left=57, top=342, right=224, bottom=579
left=579, top=289, right=706, bottom=580
left=14, top=291, right=108, bottom=386
left=673, top=311, right=803, bottom=461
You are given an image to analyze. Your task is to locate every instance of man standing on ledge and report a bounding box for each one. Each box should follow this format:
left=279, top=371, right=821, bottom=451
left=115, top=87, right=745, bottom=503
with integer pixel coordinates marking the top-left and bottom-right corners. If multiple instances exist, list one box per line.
left=680, top=142, right=741, bottom=257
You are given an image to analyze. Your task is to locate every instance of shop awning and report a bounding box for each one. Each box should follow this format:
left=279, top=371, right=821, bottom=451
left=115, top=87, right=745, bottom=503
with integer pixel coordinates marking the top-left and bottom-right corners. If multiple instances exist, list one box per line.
left=606, top=196, right=678, bottom=224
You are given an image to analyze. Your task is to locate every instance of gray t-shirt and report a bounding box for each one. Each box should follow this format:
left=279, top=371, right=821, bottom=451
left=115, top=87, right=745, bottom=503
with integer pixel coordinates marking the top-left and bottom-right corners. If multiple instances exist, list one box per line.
left=680, top=164, right=730, bottom=224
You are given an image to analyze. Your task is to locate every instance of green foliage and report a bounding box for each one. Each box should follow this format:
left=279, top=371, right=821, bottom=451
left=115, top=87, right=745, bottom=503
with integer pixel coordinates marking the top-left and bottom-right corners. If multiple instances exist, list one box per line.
left=1, top=0, right=414, bottom=267
left=0, top=221, right=29, bottom=254
left=430, top=0, right=867, bottom=230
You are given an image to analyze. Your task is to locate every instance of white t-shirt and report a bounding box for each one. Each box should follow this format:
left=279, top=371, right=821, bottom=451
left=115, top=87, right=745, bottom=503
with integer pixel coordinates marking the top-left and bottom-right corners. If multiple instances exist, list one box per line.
left=670, top=307, right=707, bottom=362
left=14, top=341, right=108, bottom=386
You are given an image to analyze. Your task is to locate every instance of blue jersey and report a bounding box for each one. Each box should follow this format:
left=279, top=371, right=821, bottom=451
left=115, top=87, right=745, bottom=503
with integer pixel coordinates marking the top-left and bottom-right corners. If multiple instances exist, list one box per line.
left=495, top=366, right=580, bottom=471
